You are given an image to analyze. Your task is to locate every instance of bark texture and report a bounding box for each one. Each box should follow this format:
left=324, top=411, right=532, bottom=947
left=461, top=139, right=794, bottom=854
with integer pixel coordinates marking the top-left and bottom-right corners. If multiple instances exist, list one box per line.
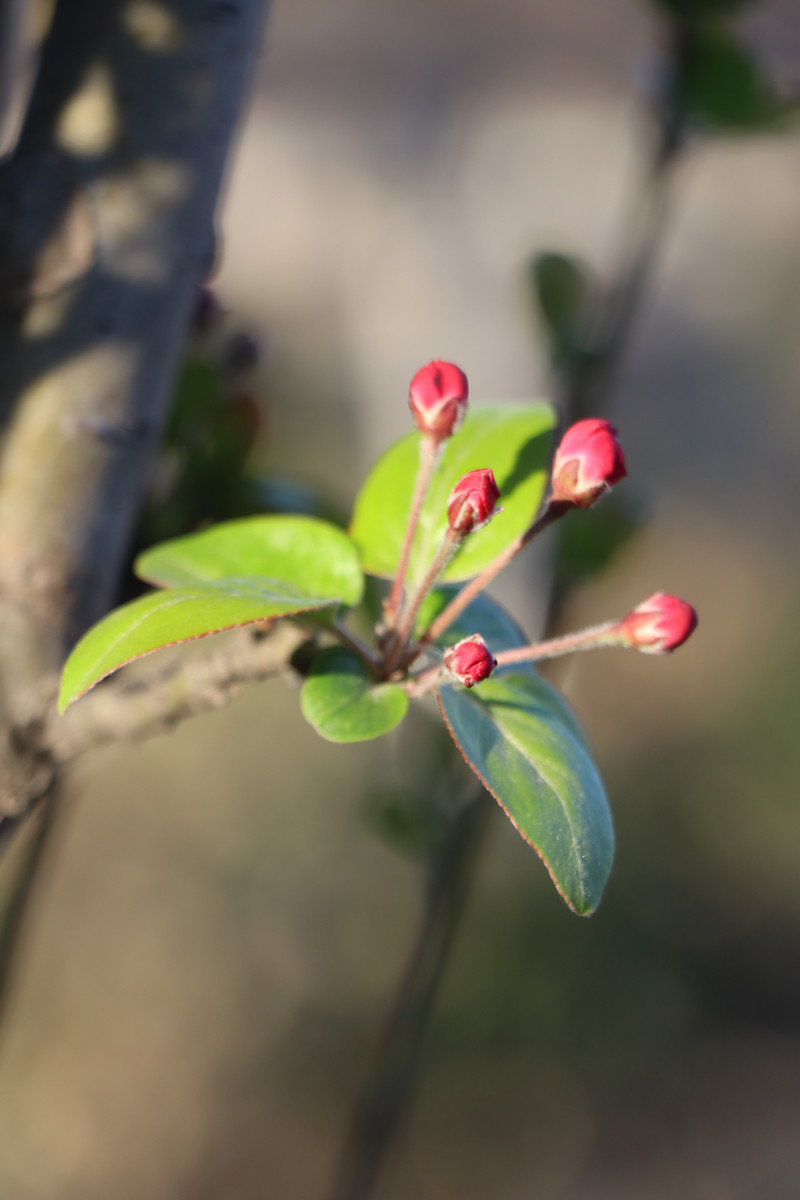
left=0, top=0, right=270, bottom=818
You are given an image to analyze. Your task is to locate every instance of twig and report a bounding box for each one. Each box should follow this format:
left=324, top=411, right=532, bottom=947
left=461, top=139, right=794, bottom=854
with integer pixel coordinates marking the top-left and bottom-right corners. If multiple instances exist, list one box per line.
left=0, top=787, right=62, bottom=1040
left=327, top=789, right=491, bottom=1200
left=46, top=622, right=304, bottom=764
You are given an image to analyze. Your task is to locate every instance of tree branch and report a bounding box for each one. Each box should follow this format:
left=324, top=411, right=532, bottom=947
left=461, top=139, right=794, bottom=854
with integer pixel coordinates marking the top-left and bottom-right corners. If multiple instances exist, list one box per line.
left=46, top=622, right=304, bottom=764
left=0, top=0, right=271, bottom=815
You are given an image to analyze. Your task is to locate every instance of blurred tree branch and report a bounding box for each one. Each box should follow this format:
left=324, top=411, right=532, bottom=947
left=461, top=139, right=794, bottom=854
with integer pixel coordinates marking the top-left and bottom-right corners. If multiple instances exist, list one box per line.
left=0, top=0, right=271, bottom=822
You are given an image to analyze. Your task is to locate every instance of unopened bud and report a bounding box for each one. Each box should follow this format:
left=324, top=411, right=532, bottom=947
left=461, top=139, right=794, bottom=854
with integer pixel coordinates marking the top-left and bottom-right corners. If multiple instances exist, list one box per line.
left=551, top=417, right=626, bottom=508
left=447, top=468, right=500, bottom=535
left=620, top=592, right=698, bottom=654
left=443, top=634, right=497, bottom=688
left=408, top=360, right=469, bottom=441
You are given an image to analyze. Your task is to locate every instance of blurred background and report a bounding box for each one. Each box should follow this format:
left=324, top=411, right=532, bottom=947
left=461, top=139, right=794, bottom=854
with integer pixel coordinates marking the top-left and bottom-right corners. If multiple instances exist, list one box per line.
left=1, top=0, right=800, bottom=1196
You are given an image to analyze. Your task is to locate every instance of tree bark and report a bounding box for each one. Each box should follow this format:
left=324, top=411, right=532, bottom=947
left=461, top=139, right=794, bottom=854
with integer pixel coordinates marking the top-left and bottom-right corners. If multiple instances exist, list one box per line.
left=0, top=0, right=270, bottom=819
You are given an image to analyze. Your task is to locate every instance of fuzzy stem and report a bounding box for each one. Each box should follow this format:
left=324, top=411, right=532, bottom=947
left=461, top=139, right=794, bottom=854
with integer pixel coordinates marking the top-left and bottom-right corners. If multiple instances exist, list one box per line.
left=493, top=620, right=625, bottom=667
left=384, top=529, right=461, bottom=674
left=419, top=499, right=570, bottom=648
left=384, top=435, right=440, bottom=630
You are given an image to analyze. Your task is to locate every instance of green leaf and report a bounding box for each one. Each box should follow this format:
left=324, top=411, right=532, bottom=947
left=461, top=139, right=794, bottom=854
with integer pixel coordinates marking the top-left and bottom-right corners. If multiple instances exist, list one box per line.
left=678, top=23, right=789, bottom=131
left=438, top=673, right=614, bottom=915
left=530, top=252, right=593, bottom=364
left=136, top=515, right=363, bottom=609
left=652, top=0, right=754, bottom=18
left=417, top=588, right=532, bottom=658
left=301, top=648, right=408, bottom=743
left=59, top=576, right=350, bottom=712
left=350, top=405, right=555, bottom=586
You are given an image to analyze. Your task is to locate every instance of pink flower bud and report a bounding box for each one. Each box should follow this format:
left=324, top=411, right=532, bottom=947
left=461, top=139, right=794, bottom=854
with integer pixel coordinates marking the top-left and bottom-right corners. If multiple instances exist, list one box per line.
left=447, top=468, right=501, bottom=535
left=408, top=360, right=469, bottom=441
left=443, top=634, right=497, bottom=688
left=620, top=592, right=698, bottom=655
left=550, top=418, right=626, bottom=508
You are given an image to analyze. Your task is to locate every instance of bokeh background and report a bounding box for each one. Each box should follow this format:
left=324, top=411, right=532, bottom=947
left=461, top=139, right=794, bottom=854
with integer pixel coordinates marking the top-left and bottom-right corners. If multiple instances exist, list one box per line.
left=2, top=1, right=800, bottom=1196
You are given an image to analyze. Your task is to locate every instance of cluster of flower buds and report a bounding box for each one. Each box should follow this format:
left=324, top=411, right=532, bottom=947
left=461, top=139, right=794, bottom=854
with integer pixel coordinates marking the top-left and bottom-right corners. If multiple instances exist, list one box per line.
left=391, top=359, right=697, bottom=691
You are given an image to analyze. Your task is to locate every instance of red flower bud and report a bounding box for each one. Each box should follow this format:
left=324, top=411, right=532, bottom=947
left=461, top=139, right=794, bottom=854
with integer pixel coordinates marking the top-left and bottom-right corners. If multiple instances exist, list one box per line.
left=447, top=468, right=501, bottom=535
left=443, top=634, right=497, bottom=688
left=550, top=418, right=626, bottom=508
left=620, top=592, right=698, bottom=655
left=408, top=360, right=469, bottom=441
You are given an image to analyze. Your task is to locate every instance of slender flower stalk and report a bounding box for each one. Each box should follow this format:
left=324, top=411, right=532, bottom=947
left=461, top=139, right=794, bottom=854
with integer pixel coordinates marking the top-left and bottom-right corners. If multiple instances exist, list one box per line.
left=384, top=435, right=440, bottom=630
left=385, top=528, right=462, bottom=672
left=419, top=498, right=571, bottom=647
left=493, top=621, right=624, bottom=668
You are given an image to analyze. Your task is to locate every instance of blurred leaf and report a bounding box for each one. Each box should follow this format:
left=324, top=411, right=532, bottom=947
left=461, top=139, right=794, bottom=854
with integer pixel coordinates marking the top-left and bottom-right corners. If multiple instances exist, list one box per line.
left=677, top=22, right=789, bottom=131
left=136, top=515, right=364, bottom=609
left=555, top=493, right=643, bottom=590
left=361, top=787, right=449, bottom=857
left=300, top=648, right=408, bottom=743
left=165, top=356, right=223, bottom=444
left=350, top=405, right=555, bottom=586
left=530, top=252, right=593, bottom=365
left=438, top=672, right=614, bottom=915
left=651, top=0, right=754, bottom=17
left=59, top=580, right=341, bottom=711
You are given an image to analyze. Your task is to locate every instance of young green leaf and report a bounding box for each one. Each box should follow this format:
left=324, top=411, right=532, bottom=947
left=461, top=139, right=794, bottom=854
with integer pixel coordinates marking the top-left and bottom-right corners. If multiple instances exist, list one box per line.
left=438, top=673, right=614, bottom=915
left=136, top=515, right=363, bottom=609
left=59, top=579, right=345, bottom=712
left=301, top=648, right=408, bottom=743
left=350, top=405, right=555, bottom=586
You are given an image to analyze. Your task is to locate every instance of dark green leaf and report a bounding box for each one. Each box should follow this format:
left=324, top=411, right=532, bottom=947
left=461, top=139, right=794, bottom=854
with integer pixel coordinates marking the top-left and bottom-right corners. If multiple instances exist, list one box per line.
left=136, top=515, right=363, bottom=609
left=350, top=406, right=555, bottom=585
left=417, top=588, right=532, bottom=658
left=301, top=648, right=408, bottom=743
left=530, top=252, right=593, bottom=364
left=438, top=672, right=614, bottom=915
left=59, top=579, right=338, bottom=711
left=678, top=23, right=789, bottom=131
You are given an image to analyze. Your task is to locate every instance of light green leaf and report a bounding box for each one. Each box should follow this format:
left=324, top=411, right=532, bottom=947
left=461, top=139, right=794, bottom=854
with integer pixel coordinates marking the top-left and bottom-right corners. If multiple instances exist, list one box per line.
left=438, top=672, right=613, bottom=914
left=350, top=405, right=555, bottom=586
left=301, top=648, right=408, bottom=743
left=59, top=579, right=340, bottom=712
left=136, top=515, right=363, bottom=609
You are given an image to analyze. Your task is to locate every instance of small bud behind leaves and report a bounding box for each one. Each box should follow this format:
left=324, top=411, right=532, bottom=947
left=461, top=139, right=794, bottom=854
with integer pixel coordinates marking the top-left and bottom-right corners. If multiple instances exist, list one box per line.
left=620, top=592, right=698, bottom=654
left=408, top=360, right=469, bottom=441
left=551, top=417, right=626, bottom=508
left=443, top=634, right=497, bottom=688
left=447, top=468, right=501, bottom=535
